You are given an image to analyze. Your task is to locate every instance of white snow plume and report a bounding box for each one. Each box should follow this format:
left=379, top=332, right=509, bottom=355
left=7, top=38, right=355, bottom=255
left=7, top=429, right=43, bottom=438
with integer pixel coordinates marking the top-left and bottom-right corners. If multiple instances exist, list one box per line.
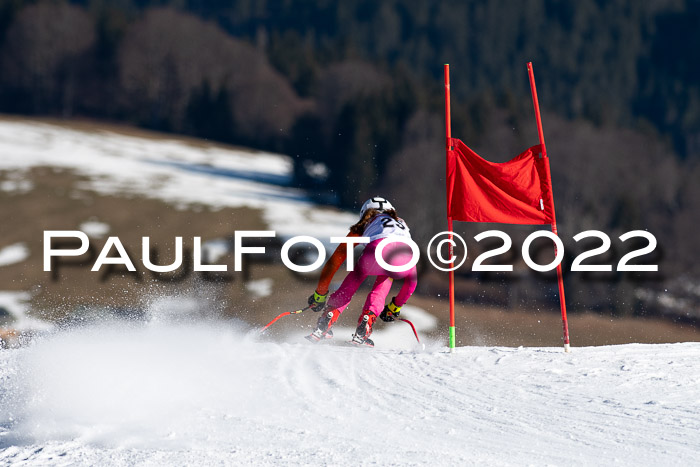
left=143, top=293, right=225, bottom=325
left=2, top=320, right=699, bottom=465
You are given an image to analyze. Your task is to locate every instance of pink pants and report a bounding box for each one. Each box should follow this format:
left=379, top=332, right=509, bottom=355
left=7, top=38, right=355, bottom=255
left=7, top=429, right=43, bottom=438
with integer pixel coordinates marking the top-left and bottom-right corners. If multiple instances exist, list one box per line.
left=326, top=239, right=418, bottom=317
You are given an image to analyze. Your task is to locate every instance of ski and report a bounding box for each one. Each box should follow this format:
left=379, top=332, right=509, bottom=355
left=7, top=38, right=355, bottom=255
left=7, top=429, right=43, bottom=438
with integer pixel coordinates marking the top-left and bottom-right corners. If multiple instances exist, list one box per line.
left=304, top=328, right=334, bottom=343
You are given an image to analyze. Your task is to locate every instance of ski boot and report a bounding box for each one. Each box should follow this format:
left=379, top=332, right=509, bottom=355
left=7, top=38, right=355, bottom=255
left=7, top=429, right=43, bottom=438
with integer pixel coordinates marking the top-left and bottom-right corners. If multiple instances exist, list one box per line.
left=351, top=310, right=376, bottom=347
left=305, top=309, right=340, bottom=342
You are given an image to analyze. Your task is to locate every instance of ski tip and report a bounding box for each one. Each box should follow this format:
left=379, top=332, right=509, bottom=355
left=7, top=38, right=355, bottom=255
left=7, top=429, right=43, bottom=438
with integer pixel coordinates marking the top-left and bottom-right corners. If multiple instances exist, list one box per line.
left=305, top=334, right=321, bottom=343
left=305, top=329, right=333, bottom=344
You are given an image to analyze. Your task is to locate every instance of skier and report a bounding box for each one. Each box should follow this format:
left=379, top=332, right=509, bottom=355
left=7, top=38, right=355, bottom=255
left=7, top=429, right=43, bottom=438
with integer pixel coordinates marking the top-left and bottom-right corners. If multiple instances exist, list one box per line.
left=306, top=197, right=418, bottom=346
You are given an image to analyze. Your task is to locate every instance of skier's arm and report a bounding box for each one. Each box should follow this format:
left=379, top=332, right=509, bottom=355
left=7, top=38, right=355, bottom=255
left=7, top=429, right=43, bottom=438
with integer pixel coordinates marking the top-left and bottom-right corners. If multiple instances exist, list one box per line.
left=315, top=232, right=360, bottom=295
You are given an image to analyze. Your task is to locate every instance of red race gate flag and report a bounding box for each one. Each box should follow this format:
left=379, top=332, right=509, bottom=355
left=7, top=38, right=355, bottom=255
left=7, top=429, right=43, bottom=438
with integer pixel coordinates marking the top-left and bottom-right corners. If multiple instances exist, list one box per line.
left=443, top=63, right=570, bottom=353
left=446, top=139, right=554, bottom=225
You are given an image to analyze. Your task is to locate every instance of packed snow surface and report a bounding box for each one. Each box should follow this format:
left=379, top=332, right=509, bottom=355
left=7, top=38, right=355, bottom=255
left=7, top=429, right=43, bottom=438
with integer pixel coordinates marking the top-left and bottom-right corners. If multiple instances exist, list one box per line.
left=1, top=320, right=698, bottom=466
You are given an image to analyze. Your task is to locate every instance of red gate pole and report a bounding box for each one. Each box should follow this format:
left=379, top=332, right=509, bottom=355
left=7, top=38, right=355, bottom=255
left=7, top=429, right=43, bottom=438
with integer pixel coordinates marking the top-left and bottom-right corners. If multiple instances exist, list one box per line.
left=527, top=62, right=571, bottom=352
left=444, top=64, right=456, bottom=353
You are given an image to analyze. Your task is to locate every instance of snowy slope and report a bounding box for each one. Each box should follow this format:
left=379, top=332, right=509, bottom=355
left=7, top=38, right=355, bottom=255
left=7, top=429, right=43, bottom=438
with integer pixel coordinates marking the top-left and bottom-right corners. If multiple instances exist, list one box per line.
left=1, top=320, right=698, bottom=466
left=0, top=120, right=356, bottom=240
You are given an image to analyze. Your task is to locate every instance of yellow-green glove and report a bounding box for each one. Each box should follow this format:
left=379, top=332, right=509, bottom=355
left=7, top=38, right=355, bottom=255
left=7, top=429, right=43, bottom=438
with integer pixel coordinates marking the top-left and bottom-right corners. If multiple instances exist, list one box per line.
left=308, top=291, right=328, bottom=312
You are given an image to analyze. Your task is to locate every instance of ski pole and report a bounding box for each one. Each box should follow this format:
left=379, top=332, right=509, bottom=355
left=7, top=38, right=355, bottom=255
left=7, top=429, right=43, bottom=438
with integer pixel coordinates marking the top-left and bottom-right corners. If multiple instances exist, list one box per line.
left=261, top=306, right=310, bottom=332
left=398, top=318, right=420, bottom=343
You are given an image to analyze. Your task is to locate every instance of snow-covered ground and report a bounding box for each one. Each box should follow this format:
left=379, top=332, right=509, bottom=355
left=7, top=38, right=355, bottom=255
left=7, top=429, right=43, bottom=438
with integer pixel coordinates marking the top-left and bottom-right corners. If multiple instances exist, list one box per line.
left=78, top=220, right=110, bottom=239
left=1, top=318, right=698, bottom=466
left=0, top=244, right=29, bottom=268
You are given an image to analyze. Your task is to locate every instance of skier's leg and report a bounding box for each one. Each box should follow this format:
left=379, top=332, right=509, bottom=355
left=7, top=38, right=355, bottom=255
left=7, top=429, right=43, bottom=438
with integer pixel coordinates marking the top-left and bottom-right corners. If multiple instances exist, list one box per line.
left=309, top=264, right=368, bottom=340
left=311, top=247, right=376, bottom=339
left=351, top=241, right=418, bottom=345
left=394, top=266, right=418, bottom=307
left=352, top=254, right=393, bottom=346
left=308, top=307, right=342, bottom=341
left=324, top=241, right=383, bottom=313
left=325, top=268, right=366, bottom=313
left=380, top=241, right=418, bottom=306
left=352, top=309, right=377, bottom=346
left=362, top=276, right=393, bottom=316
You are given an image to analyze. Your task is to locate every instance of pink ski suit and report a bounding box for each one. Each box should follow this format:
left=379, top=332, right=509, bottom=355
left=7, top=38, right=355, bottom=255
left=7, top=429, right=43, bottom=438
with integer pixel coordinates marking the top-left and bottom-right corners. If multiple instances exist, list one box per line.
left=316, top=213, right=418, bottom=317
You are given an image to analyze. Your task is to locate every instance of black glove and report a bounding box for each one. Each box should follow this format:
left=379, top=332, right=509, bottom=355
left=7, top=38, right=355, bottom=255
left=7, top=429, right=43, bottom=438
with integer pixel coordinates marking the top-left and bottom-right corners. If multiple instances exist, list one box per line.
left=379, top=297, right=402, bottom=322
left=308, top=291, right=328, bottom=312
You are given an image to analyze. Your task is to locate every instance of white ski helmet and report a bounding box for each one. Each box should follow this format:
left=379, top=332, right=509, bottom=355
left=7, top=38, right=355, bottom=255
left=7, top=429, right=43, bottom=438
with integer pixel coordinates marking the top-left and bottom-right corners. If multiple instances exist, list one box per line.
left=360, top=197, right=394, bottom=217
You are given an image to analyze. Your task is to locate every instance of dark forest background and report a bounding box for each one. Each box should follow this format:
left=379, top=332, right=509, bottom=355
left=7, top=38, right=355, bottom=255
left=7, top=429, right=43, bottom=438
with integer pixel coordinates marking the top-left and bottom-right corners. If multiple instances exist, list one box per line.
left=1, top=0, right=699, bottom=318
